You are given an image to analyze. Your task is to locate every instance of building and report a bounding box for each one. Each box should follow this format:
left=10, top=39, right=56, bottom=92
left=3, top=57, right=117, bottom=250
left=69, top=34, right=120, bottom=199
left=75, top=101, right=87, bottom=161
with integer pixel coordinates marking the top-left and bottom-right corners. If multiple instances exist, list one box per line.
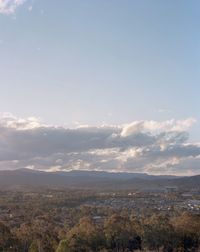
left=165, top=186, right=178, bottom=193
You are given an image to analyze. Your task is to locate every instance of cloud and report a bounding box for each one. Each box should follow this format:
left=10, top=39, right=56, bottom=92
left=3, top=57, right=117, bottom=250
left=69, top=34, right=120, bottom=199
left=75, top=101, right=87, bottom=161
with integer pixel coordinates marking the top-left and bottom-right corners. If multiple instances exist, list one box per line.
left=120, top=118, right=196, bottom=137
left=0, top=113, right=44, bottom=129
left=27, top=5, right=32, bottom=11
left=0, top=0, right=26, bottom=14
left=0, top=113, right=199, bottom=175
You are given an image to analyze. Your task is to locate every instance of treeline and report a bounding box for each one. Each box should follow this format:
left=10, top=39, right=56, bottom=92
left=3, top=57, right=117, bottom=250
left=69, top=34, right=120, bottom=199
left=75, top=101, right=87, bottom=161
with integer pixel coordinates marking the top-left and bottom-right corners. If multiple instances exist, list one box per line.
left=1, top=212, right=200, bottom=252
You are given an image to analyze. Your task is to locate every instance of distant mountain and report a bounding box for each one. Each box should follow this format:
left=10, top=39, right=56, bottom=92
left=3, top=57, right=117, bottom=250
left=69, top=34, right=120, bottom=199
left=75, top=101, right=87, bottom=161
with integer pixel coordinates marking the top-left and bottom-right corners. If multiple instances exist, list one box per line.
left=0, top=168, right=199, bottom=190
left=56, top=170, right=178, bottom=180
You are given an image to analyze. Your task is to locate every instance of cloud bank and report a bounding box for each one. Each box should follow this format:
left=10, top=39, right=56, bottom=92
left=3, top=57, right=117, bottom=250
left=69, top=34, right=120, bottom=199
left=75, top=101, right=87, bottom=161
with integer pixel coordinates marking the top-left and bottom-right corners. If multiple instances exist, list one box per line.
left=0, top=113, right=199, bottom=175
left=0, top=0, right=26, bottom=14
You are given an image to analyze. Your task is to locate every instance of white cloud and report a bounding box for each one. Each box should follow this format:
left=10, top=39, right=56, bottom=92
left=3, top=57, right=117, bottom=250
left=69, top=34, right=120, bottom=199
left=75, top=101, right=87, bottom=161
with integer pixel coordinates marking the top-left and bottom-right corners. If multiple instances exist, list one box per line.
left=0, top=113, right=44, bottom=129
left=120, top=118, right=196, bottom=137
left=0, top=0, right=26, bottom=14
left=0, top=114, right=199, bottom=175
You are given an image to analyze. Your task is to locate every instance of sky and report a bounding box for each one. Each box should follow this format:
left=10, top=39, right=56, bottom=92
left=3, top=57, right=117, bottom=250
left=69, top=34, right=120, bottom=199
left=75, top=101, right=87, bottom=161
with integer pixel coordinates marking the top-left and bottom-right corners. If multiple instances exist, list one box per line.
left=0, top=0, right=200, bottom=175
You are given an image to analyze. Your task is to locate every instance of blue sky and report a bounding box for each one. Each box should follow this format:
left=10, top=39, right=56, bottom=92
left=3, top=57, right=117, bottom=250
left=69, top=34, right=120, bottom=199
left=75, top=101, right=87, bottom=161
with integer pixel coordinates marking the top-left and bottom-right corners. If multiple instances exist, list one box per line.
left=0, top=1, right=199, bottom=174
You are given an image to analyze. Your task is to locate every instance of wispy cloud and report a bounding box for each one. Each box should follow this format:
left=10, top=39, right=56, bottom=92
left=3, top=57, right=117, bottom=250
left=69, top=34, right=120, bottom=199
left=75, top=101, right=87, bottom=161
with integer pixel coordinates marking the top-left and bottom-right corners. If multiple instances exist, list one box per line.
left=27, top=5, right=32, bottom=11
left=0, top=113, right=199, bottom=175
left=0, top=0, right=26, bottom=14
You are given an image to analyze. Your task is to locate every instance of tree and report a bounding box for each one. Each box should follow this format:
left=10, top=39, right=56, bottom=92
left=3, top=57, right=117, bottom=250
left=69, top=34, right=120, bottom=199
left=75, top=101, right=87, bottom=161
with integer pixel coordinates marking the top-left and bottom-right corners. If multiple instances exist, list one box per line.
left=66, top=217, right=105, bottom=252
left=104, top=214, right=141, bottom=252
left=28, top=241, right=39, bottom=252
left=143, top=214, right=178, bottom=252
left=16, top=221, right=58, bottom=252
left=0, top=222, right=19, bottom=252
left=56, top=240, right=70, bottom=252
left=172, top=212, right=200, bottom=251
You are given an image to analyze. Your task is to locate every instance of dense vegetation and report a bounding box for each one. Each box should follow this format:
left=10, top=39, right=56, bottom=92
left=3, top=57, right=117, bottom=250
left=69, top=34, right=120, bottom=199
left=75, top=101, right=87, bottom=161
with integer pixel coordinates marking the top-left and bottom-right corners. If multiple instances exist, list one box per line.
left=1, top=211, right=200, bottom=252
left=0, top=188, right=200, bottom=252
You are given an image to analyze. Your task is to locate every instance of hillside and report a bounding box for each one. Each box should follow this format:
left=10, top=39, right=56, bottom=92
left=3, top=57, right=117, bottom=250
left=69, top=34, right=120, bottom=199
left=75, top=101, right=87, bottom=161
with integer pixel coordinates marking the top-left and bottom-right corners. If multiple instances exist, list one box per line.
left=0, top=168, right=199, bottom=190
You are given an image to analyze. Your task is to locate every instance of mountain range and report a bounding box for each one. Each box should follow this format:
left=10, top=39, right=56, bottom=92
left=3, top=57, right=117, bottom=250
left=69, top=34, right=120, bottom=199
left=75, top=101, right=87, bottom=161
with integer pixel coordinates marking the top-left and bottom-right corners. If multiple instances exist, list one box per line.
left=0, top=168, right=199, bottom=191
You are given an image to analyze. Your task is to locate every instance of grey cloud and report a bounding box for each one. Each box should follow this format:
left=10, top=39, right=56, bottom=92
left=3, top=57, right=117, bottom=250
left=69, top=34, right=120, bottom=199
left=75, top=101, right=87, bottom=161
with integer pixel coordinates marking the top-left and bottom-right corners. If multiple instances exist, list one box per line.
left=0, top=116, right=199, bottom=175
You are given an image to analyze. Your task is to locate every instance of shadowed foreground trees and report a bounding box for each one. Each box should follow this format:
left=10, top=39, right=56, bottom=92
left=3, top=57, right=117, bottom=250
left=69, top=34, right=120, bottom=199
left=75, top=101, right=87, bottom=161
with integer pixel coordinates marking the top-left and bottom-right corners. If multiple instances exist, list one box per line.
left=56, top=213, right=200, bottom=252
left=172, top=212, right=200, bottom=252
left=56, top=240, right=69, bottom=252
left=1, top=212, right=200, bottom=252
left=0, top=222, right=20, bottom=252
left=104, top=214, right=141, bottom=251
left=143, top=215, right=179, bottom=252
left=66, top=217, right=105, bottom=252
